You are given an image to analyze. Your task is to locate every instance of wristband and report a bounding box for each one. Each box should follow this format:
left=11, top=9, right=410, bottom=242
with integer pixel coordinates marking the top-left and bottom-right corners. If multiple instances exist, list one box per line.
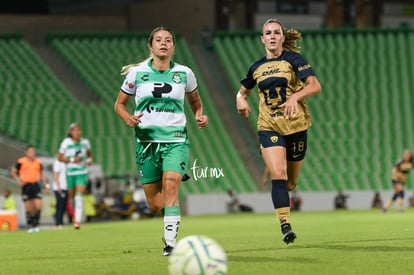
left=70, top=157, right=75, bottom=163
left=45, top=183, right=51, bottom=189
left=86, top=157, right=93, bottom=164
left=236, top=91, right=247, bottom=99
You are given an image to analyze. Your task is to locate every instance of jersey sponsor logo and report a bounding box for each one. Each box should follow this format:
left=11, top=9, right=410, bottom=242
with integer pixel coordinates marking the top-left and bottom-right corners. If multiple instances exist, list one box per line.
left=175, top=132, right=183, bottom=138
left=152, top=82, right=172, bottom=98
left=298, top=64, right=311, bottom=71
left=146, top=105, right=175, bottom=114
left=262, top=68, right=281, bottom=76
left=125, top=80, right=135, bottom=89
left=172, top=73, right=182, bottom=83
left=141, top=74, right=149, bottom=81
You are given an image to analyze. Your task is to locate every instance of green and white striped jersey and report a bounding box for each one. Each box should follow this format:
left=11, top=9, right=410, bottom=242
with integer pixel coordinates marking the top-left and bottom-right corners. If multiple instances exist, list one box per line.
left=121, top=59, right=198, bottom=143
left=59, top=137, right=91, bottom=176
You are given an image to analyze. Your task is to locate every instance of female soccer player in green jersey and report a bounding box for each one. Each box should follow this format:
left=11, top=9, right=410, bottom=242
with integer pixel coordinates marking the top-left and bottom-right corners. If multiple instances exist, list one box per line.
left=236, top=19, right=321, bottom=244
left=58, top=123, right=92, bottom=229
left=114, top=27, right=208, bottom=256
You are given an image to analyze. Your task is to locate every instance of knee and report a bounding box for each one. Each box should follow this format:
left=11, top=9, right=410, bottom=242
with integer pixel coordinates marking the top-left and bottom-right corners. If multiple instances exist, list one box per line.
left=270, top=169, right=287, bottom=181
left=147, top=199, right=163, bottom=213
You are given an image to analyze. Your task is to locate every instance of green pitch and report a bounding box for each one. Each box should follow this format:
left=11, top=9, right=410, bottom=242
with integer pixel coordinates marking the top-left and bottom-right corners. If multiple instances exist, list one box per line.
left=1, top=210, right=414, bottom=274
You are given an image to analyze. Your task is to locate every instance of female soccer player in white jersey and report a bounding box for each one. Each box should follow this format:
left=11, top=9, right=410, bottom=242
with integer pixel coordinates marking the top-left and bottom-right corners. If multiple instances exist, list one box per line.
left=114, top=27, right=208, bottom=256
left=58, top=123, right=92, bottom=229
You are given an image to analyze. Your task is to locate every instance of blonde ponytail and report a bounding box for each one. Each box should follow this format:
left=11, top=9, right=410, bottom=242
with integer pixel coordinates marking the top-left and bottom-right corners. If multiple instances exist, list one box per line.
left=283, top=29, right=301, bottom=53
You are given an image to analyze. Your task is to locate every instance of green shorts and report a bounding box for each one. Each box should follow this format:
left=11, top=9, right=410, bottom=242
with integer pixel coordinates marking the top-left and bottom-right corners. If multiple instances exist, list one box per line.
left=136, top=140, right=189, bottom=184
left=67, top=174, right=88, bottom=190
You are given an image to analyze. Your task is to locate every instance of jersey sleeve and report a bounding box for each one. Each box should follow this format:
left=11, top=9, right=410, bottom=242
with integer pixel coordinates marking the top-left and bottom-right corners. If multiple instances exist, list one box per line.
left=240, top=65, right=257, bottom=90
left=85, top=139, right=91, bottom=151
left=291, top=53, right=315, bottom=81
left=15, top=161, right=22, bottom=171
left=120, top=69, right=137, bottom=95
left=185, top=68, right=198, bottom=93
left=53, top=160, right=59, bottom=173
left=59, top=138, right=68, bottom=154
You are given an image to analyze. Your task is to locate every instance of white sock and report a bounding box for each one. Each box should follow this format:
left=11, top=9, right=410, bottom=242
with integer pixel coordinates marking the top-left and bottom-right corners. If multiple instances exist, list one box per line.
left=75, top=193, right=83, bottom=223
left=164, top=205, right=181, bottom=247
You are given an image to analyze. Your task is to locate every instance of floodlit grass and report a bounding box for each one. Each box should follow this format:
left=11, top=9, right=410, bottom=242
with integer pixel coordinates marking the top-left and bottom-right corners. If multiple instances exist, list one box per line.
left=1, top=210, right=414, bottom=274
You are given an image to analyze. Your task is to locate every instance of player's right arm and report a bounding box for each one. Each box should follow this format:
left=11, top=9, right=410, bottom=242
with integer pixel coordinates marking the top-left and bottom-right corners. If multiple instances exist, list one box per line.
left=114, top=91, right=143, bottom=128
left=236, top=85, right=252, bottom=120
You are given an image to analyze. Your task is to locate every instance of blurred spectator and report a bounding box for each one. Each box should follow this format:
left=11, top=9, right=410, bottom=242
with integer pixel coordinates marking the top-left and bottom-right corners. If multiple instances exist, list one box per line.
left=290, top=191, right=302, bottom=211
left=371, top=191, right=383, bottom=209
left=226, top=189, right=253, bottom=213
left=334, top=191, right=349, bottom=209
left=83, top=186, right=96, bottom=222
left=109, top=182, right=138, bottom=219
left=53, top=159, right=68, bottom=228
left=66, top=200, right=74, bottom=224
left=2, top=189, right=16, bottom=211
left=409, top=192, right=414, bottom=208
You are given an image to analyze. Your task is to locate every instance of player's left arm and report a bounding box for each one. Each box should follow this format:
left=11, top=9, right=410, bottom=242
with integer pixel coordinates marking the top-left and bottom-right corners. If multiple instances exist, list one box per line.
left=40, top=164, right=49, bottom=193
left=186, top=89, right=208, bottom=128
left=86, top=148, right=93, bottom=166
left=280, top=75, right=321, bottom=119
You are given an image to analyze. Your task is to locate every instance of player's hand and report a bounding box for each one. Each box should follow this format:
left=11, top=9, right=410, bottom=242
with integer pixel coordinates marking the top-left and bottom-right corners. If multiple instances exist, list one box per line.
left=236, top=97, right=250, bottom=120
left=126, top=113, right=143, bottom=128
left=73, top=156, right=82, bottom=163
left=18, top=179, right=25, bottom=187
left=196, top=115, right=208, bottom=128
left=280, top=94, right=299, bottom=120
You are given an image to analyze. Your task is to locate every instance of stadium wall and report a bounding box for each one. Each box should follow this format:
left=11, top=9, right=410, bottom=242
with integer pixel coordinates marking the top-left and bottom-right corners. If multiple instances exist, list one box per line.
left=186, top=190, right=406, bottom=215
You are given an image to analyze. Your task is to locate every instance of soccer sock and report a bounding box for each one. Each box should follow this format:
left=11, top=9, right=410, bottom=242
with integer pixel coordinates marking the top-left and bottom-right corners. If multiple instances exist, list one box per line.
left=384, top=194, right=398, bottom=209
left=26, top=211, right=33, bottom=228
left=74, top=193, right=83, bottom=223
left=32, top=210, right=41, bottom=227
left=164, top=205, right=181, bottom=247
left=271, top=180, right=291, bottom=225
left=397, top=190, right=404, bottom=211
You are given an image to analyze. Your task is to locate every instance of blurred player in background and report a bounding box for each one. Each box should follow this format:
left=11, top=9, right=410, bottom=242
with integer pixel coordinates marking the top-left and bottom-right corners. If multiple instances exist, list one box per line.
left=10, top=146, right=48, bottom=232
left=114, top=27, right=208, bottom=256
left=236, top=19, right=321, bottom=244
left=58, top=123, right=92, bottom=229
left=383, top=150, right=413, bottom=213
left=52, top=158, right=68, bottom=228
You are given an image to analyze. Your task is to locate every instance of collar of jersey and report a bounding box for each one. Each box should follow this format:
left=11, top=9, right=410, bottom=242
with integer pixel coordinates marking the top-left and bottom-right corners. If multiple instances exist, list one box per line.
left=148, top=59, right=175, bottom=74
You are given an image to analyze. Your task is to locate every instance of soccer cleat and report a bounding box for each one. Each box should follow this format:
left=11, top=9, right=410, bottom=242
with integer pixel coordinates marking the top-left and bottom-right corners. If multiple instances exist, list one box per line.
left=162, top=237, right=174, bottom=256
left=27, top=228, right=35, bottom=233
left=74, top=222, right=81, bottom=230
left=382, top=207, right=387, bottom=213
left=281, top=223, right=297, bottom=245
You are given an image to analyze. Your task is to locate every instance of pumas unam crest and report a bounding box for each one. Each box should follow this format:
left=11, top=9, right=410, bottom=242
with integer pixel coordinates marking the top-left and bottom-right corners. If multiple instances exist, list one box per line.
left=172, top=73, right=182, bottom=83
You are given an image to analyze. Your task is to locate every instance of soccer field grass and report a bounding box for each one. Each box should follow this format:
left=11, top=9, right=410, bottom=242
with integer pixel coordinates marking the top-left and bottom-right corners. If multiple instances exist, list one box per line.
left=1, top=210, right=414, bottom=275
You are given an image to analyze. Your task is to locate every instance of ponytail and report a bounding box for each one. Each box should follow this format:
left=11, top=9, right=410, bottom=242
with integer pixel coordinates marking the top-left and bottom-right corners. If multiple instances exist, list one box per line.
left=283, top=29, right=301, bottom=53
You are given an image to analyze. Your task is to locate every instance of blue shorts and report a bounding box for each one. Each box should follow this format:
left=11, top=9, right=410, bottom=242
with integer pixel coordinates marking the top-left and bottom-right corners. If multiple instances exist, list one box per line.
left=258, top=130, right=307, bottom=161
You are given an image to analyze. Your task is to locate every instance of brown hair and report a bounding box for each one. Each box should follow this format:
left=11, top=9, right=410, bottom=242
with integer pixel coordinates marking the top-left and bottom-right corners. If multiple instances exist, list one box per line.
left=262, top=19, right=301, bottom=53
left=121, top=26, right=176, bottom=75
